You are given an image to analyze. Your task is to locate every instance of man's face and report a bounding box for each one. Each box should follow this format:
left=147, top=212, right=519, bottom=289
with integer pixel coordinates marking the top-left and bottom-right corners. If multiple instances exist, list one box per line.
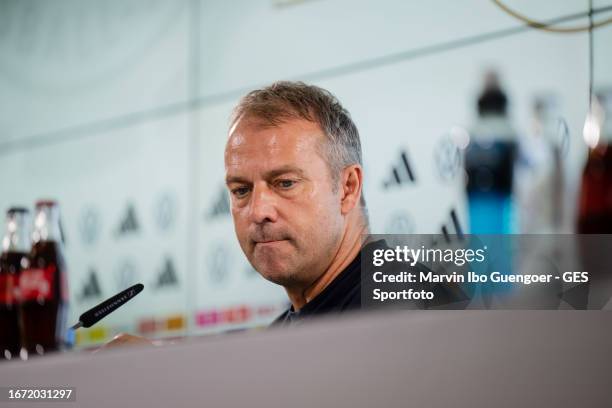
left=225, top=117, right=344, bottom=289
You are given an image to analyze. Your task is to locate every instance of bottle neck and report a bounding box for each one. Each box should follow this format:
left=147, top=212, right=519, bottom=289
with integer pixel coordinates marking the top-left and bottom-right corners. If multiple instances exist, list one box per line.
left=32, top=205, right=62, bottom=244
left=2, top=211, right=31, bottom=253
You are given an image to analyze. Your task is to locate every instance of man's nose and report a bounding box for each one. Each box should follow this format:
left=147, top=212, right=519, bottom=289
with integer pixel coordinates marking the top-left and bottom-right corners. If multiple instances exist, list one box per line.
left=248, top=183, right=278, bottom=224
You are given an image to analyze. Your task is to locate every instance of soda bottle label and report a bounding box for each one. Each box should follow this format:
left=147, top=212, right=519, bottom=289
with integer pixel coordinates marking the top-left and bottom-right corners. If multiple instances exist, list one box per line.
left=0, top=274, right=18, bottom=304
left=19, top=265, right=56, bottom=302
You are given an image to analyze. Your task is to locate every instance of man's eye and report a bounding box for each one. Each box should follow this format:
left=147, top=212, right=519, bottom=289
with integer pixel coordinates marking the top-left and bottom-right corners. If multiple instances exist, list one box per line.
left=231, top=187, right=250, bottom=198
left=277, top=180, right=296, bottom=189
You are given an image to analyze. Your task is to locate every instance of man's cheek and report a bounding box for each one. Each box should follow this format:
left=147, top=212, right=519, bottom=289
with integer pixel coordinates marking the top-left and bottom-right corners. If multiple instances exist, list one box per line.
left=234, top=223, right=251, bottom=254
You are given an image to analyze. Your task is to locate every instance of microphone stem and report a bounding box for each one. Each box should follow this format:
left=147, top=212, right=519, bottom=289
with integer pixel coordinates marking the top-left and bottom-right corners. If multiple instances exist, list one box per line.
left=70, top=321, right=83, bottom=330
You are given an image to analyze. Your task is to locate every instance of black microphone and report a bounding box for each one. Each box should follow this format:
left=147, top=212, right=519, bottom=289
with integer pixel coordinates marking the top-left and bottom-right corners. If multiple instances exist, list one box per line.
left=70, top=283, right=144, bottom=330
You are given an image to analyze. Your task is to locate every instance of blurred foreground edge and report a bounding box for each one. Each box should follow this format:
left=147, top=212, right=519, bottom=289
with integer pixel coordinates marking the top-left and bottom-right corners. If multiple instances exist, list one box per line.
left=1, top=310, right=610, bottom=408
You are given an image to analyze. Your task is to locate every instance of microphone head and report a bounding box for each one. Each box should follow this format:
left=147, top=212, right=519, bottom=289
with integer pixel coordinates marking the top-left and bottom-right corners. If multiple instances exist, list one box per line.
left=78, top=283, right=144, bottom=328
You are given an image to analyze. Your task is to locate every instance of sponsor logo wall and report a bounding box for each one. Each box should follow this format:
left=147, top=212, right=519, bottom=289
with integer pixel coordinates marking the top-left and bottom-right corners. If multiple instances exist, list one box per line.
left=1, top=0, right=609, bottom=345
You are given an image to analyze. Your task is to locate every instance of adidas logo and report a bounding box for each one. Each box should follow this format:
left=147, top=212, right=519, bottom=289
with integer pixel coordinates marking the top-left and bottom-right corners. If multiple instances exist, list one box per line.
left=79, top=268, right=102, bottom=301
left=155, top=257, right=179, bottom=288
left=440, top=208, right=464, bottom=242
left=116, top=204, right=140, bottom=235
left=382, top=150, right=416, bottom=189
left=206, top=187, right=230, bottom=220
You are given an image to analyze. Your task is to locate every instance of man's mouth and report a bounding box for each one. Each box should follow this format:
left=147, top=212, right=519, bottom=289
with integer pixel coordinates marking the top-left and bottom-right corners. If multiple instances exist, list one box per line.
left=253, top=239, right=288, bottom=248
left=250, top=229, right=292, bottom=248
left=255, top=239, right=285, bottom=244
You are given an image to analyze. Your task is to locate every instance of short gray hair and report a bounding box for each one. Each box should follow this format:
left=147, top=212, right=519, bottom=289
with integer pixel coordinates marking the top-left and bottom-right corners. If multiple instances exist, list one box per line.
left=230, top=81, right=363, bottom=192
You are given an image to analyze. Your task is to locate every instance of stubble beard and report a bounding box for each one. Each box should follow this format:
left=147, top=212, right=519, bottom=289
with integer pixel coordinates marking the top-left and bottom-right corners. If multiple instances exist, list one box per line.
left=252, top=228, right=342, bottom=291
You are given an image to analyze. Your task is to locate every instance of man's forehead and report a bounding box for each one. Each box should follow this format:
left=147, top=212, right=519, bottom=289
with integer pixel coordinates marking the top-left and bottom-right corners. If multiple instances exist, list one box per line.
left=225, top=117, right=324, bottom=158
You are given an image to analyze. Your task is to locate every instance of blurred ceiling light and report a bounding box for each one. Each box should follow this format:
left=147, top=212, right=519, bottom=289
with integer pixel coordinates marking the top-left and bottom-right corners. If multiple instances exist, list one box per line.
left=583, top=113, right=600, bottom=148
left=583, top=97, right=604, bottom=148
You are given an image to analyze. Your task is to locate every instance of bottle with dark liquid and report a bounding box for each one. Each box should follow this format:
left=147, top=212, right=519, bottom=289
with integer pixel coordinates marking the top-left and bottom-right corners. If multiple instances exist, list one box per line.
left=577, top=91, right=612, bottom=233
left=577, top=146, right=612, bottom=232
left=575, top=92, right=612, bottom=309
left=0, top=208, right=30, bottom=361
left=19, top=201, right=69, bottom=357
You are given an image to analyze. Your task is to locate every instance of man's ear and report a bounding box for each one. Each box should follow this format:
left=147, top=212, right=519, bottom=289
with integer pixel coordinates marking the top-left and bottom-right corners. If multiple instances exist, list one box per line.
left=340, top=164, right=363, bottom=215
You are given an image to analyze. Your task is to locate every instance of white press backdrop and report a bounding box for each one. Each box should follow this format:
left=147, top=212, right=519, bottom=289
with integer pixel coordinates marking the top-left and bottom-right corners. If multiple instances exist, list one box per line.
left=0, top=0, right=611, bottom=345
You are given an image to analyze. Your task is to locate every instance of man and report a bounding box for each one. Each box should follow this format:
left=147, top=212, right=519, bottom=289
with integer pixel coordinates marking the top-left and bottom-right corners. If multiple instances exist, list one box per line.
left=225, top=81, right=370, bottom=325
left=104, top=81, right=372, bottom=347
left=223, top=83, right=462, bottom=320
